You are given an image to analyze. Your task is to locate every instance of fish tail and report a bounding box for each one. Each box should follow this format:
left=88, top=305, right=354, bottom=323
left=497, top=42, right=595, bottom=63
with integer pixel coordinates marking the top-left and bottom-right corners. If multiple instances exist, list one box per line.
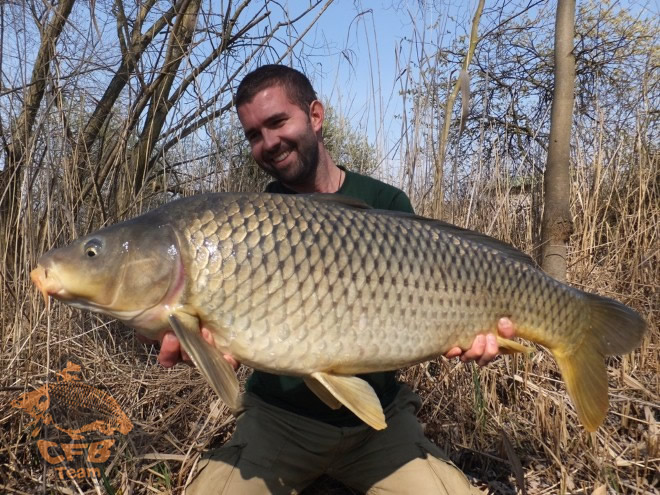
left=550, top=294, right=646, bottom=431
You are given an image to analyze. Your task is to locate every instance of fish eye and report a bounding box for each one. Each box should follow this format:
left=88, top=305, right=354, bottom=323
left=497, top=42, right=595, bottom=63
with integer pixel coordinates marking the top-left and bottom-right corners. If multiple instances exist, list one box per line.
left=84, top=239, right=103, bottom=258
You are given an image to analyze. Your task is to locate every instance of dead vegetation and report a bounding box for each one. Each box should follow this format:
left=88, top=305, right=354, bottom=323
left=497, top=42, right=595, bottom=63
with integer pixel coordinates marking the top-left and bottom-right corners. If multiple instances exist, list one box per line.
left=1, top=140, right=656, bottom=494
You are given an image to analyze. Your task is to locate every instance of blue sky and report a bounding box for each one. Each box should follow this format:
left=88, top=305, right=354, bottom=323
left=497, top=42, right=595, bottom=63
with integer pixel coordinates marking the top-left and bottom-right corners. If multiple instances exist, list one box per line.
left=2, top=0, right=654, bottom=177
left=310, top=2, right=432, bottom=141
left=298, top=1, right=481, bottom=166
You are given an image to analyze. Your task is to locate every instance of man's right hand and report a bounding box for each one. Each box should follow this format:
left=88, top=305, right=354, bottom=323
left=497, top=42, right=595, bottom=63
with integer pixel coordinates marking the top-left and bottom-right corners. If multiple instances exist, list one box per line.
left=137, top=328, right=239, bottom=370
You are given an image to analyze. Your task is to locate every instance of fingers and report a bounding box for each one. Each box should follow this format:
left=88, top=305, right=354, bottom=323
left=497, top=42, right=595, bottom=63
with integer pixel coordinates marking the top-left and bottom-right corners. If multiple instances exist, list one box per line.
left=497, top=317, right=515, bottom=338
left=444, top=347, right=463, bottom=359
left=223, top=354, right=240, bottom=370
left=451, top=316, right=517, bottom=367
left=200, top=327, right=240, bottom=369
left=178, top=328, right=215, bottom=364
left=476, top=334, right=498, bottom=367
left=457, top=334, right=499, bottom=367
left=460, top=334, right=486, bottom=363
left=137, top=332, right=182, bottom=365
left=144, top=326, right=241, bottom=371
left=201, top=327, right=215, bottom=345
left=158, top=331, right=184, bottom=368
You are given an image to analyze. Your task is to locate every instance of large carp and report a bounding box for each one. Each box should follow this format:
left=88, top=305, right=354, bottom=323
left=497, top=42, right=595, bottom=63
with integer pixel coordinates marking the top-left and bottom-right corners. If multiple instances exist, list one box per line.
left=31, top=193, right=646, bottom=431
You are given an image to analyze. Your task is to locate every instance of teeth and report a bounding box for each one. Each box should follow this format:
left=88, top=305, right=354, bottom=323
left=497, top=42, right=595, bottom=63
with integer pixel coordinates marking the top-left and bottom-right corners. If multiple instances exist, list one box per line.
left=273, top=151, right=290, bottom=162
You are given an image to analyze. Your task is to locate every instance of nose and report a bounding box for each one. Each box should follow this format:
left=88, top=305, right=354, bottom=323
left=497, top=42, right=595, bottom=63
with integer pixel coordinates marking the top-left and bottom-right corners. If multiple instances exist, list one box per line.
left=261, top=128, right=280, bottom=152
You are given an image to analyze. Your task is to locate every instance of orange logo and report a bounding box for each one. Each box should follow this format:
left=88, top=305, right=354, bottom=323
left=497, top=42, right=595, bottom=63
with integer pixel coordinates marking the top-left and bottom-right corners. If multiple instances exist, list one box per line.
left=11, top=361, right=133, bottom=480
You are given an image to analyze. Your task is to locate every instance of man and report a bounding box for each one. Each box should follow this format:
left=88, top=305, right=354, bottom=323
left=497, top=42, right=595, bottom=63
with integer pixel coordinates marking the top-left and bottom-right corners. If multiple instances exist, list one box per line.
left=153, top=65, right=515, bottom=494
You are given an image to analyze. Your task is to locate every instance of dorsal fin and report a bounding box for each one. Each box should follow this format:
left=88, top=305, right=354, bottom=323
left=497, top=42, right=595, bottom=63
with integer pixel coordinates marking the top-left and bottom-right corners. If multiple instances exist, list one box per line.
left=304, top=193, right=536, bottom=267
left=411, top=215, right=537, bottom=268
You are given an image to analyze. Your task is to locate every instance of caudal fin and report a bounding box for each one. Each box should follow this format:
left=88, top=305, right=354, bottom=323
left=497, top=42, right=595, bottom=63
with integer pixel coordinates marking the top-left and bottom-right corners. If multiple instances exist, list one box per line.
left=551, top=295, right=646, bottom=431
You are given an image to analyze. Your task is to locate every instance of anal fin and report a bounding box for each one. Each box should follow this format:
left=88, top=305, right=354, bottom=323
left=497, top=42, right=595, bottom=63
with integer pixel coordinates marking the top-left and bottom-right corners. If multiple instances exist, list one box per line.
left=310, top=371, right=386, bottom=430
left=169, top=315, right=239, bottom=410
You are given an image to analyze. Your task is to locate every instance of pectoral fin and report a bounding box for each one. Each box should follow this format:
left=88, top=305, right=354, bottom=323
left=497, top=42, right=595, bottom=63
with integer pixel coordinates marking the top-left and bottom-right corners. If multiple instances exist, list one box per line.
left=496, top=336, right=534, bottom=355
left=310, top=372, right=387, bottom=430
left=303, top=376, right=342, bottom=409
left=168, top=315, right=239, bottom=410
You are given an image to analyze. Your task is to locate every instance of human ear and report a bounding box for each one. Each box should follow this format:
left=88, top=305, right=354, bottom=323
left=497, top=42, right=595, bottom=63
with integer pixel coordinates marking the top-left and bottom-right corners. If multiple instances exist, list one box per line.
left=309, top=100, right=324, bottom=133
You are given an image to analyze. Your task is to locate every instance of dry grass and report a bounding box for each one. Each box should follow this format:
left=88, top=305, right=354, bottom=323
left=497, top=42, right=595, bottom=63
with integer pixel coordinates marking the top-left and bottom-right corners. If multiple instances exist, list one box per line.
left=1, top=101, right=658, bottom=495
left=1, top=155, right=657, bottom=495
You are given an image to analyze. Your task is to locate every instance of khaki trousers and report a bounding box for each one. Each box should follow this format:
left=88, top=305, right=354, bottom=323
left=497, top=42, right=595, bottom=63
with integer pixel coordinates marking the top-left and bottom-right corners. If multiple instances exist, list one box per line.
left=186, top=385, right=484, bottom=494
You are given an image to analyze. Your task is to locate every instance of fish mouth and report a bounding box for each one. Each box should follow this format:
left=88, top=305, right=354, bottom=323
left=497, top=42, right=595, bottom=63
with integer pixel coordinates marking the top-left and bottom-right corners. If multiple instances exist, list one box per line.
left=30, top=264, right=98, bottom=311
left=30, top=265, right=65, bottom=306
left=30, top=263, right=147, bottom=319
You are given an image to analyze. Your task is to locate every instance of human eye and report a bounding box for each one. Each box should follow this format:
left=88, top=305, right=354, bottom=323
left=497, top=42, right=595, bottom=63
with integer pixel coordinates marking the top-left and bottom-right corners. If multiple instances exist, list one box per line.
left=268, top=115, right=287, bottom=128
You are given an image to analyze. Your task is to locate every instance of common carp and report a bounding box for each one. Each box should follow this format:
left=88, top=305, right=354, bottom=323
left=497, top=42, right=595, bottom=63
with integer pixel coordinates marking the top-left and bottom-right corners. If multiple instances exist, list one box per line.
left=30, top=193, right=647, bottom=431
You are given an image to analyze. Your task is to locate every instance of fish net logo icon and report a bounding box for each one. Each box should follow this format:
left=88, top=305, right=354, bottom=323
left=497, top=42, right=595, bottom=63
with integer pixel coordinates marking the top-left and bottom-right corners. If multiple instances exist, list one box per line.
left=11, top=361, right=133, bottom=480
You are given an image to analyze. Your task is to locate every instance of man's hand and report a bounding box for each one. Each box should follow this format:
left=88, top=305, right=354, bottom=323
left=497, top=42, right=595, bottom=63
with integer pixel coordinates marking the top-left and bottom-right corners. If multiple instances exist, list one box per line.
left=137, top=328, right=239, bottom=370
left=443, top=317, right=515, bottom=367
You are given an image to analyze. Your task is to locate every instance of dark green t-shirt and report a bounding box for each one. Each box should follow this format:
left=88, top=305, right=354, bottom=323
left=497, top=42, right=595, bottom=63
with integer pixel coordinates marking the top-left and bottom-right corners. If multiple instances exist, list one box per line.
left=246, top=167, right=415, bottom=426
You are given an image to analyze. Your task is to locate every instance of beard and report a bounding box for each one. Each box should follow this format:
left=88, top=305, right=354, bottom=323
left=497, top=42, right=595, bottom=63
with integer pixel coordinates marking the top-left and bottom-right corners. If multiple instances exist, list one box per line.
left=260, top=123, right=319, bottom=187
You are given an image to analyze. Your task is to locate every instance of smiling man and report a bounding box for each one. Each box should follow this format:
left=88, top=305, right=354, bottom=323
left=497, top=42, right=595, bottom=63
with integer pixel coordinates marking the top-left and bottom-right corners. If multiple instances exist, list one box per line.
left=156, top=65, right=514, bottom=494
left=240, top=84, right=327, bottom=191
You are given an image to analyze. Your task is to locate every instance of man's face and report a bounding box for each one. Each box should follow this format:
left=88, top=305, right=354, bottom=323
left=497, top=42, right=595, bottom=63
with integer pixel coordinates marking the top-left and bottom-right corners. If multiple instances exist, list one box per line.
left=237, top=85, right=321, bottom=187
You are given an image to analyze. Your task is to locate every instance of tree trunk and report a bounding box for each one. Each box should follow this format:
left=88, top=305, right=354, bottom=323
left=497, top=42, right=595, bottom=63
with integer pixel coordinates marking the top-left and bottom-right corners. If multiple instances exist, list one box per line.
left=540, top=0, right=576, bottom=281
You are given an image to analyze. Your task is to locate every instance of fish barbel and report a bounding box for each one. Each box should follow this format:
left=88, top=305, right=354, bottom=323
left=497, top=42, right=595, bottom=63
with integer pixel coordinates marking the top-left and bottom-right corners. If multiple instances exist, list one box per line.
left=30, top=193, right=647, bottom=431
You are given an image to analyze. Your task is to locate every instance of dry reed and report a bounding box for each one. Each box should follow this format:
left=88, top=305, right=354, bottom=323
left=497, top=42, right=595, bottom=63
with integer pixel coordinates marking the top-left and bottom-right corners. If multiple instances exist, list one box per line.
left=1, top=137, right=657, bottom=494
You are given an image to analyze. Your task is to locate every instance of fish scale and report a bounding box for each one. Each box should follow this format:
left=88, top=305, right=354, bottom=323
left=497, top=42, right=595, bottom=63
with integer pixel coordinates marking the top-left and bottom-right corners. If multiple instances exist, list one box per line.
left=31, top=192, right=647, bottom=431
left=176, top=195, right=557, bottom=369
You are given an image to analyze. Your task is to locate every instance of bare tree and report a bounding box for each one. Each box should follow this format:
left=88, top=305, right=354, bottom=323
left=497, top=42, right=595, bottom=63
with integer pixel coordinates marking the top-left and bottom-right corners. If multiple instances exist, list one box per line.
left=0, top=0, right=334, bottom=258
left=433, top=0, right=484, bottom=220
left=0, top=0, right=75, bottom=217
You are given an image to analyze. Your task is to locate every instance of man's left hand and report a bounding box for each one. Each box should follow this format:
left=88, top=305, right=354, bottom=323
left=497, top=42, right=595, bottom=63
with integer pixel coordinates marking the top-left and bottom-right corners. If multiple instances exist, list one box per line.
left=443, top=317, right=515, bottom=367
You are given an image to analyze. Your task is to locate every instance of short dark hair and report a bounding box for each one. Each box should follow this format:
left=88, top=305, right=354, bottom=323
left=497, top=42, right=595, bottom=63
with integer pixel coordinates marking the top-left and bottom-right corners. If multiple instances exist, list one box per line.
left=235, top=65, right=317, bottom=113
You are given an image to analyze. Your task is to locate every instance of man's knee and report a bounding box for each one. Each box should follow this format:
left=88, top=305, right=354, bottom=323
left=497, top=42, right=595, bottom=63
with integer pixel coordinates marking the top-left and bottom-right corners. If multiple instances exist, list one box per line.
left=364, top=454, right=484, bottom=495
left=186, top=444, right=245, bottom=495
left=186, top=443, right=296, bottom=495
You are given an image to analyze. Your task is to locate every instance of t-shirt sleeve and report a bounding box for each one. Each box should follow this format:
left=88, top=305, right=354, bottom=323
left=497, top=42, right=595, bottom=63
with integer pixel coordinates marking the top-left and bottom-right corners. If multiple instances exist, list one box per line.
left=388, top=191, right=415, bottom=214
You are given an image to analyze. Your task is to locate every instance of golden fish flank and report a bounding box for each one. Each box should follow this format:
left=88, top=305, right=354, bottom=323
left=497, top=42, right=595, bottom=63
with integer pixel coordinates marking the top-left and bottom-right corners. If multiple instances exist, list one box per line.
left=30, top=192, right=647, bottom=432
